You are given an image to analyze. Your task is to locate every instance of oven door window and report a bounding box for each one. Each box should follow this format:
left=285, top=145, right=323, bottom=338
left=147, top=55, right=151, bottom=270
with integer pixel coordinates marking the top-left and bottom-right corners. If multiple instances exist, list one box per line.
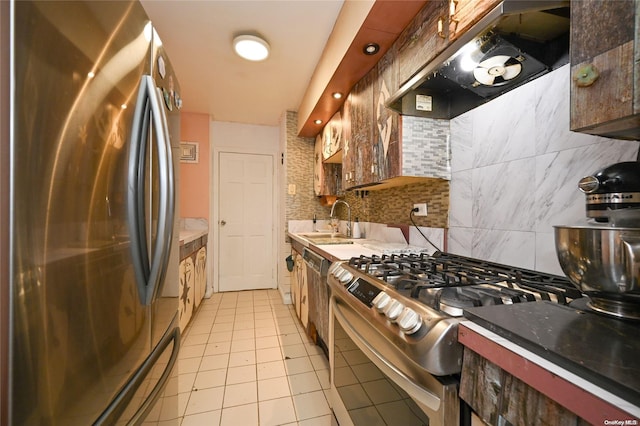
left=332, top=320, right=430, bottom=425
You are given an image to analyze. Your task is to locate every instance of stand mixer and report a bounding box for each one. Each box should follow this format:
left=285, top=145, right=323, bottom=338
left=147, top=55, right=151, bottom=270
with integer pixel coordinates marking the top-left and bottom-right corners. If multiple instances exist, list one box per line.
left=554, top=160, right=640, bottom=320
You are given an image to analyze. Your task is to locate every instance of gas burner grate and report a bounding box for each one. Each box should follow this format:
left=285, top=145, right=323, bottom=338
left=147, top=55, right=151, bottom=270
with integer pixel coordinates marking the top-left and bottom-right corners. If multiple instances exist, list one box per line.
left=347, top=251, right=580, bottom=311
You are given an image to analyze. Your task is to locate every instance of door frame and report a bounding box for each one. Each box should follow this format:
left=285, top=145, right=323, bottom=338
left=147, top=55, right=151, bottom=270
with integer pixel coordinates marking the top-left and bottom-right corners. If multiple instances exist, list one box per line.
left=210, top=146, right=279, bottom=294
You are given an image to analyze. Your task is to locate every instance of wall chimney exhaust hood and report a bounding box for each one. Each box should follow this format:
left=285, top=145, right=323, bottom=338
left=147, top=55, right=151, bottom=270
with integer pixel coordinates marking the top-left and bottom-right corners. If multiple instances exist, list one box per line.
left=386, top=1, right=570, bottom=119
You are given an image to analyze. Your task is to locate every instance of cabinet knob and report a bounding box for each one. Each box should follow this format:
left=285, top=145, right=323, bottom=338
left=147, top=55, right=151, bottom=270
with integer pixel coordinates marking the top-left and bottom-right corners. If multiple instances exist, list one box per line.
left=573, top=64, right=599, bottom=87
left=220, top=220, right=226, bottom=226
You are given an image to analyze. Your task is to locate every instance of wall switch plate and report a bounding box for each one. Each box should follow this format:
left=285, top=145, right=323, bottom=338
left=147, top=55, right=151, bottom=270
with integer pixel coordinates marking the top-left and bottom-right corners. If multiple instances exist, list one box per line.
left=413, top=203, right=428, bottom=216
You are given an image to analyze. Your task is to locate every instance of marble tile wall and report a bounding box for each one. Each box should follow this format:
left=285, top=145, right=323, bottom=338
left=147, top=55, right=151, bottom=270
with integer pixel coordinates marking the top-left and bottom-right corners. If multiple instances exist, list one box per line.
left=448, top=64, right=639, bottom=274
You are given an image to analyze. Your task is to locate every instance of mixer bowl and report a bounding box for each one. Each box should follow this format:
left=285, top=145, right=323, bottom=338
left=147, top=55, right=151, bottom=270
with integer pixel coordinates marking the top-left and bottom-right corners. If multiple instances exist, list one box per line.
left=554, top=225, right=640, bottom=318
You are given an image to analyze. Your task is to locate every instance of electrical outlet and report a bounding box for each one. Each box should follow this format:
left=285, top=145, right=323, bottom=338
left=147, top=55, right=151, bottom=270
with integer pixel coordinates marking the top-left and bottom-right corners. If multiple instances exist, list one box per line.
left=413, top=203, right=428, bottom=216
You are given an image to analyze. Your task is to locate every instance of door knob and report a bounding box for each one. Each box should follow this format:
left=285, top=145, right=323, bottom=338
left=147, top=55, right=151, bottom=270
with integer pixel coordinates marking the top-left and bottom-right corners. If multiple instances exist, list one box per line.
left=220, top=220, right=226, bottom=226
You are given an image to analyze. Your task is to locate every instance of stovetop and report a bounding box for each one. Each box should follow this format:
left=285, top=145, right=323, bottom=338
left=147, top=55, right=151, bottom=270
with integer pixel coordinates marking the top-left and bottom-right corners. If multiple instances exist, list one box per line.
left=346, top=251, right=582, bottom=315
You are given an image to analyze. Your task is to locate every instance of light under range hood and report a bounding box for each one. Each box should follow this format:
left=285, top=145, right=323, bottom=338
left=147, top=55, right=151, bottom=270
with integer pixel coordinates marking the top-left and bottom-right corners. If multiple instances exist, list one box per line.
left=386, top=1, right=570, bottom=119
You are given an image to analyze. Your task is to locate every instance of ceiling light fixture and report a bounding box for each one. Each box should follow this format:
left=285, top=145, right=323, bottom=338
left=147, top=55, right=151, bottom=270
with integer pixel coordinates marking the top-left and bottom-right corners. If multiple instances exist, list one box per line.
left=233, top=34, right=270, bottom=61
left=332, top=92, right=343, bottom=99
left=314, top=119, right=323, bottom=125
left=363, top=43, right=380, bottom=55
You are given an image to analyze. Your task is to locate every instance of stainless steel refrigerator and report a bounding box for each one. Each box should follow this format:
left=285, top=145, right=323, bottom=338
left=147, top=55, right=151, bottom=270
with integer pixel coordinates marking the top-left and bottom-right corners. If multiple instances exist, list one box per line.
left=0, top=1, right=182, bottom=424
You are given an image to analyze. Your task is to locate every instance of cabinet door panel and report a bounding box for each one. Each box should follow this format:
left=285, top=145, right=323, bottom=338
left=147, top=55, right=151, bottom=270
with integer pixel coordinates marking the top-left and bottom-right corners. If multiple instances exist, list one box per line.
left=341, top=94, right=354, bottom=189
left=460, top=349, right=502, bottom=424
left=397, top=0, right=448, bottom=86
left=448, top=0, right=501, bottom=44
left=349, top=74, right=375, bottom=187
left=570, top=42, right=635, bottom=131
left=570, top=0, right=634, bottom=64
left=570, top=0, right=640, bottom=138
left=500, top=374, right=581, bottom=426
left=375, top=48, right=401, bottom=181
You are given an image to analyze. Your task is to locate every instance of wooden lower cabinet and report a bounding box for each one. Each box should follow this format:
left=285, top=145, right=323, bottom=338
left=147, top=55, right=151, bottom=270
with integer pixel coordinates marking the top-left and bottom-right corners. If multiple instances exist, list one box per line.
left=460, top=349, right=590, bottom=426
left=291, top=251, right=309, bottom=329
left=178, top=235, right=208, bottom=331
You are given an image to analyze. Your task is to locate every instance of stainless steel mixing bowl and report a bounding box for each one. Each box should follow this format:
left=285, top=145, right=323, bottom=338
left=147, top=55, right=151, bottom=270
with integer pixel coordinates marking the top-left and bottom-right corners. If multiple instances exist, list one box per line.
left=554, top=225, right=640, bottom=318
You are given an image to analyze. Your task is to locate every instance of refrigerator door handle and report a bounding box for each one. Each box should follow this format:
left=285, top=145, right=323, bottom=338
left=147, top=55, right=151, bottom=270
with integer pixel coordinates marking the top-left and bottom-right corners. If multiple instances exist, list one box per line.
left=94, top=323, right=181, bottom=426
left=147, top=80, right=175, bottom=305
left=128, top=76, right=152, bottom=305
left=127, top=75, right=175, bottom=306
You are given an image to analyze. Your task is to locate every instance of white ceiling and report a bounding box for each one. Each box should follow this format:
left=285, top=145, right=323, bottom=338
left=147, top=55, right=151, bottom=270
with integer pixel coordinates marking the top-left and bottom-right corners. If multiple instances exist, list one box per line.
left=140, top=0, right=345, bottom=127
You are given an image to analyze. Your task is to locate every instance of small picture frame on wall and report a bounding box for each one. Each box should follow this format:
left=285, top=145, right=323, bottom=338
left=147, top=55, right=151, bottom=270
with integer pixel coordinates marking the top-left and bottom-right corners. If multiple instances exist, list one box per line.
left=180, top=141, right=199, bottom=163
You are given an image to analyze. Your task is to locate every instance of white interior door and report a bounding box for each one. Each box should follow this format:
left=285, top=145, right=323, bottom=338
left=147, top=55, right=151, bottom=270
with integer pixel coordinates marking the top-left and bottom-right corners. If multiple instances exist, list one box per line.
left=218, top=152, right=274, bottom=291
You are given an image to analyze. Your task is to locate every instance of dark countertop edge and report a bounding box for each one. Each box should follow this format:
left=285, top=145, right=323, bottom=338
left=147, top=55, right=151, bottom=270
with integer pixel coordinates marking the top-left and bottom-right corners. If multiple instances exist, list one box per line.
left=459, top=321, right=640, bottom=423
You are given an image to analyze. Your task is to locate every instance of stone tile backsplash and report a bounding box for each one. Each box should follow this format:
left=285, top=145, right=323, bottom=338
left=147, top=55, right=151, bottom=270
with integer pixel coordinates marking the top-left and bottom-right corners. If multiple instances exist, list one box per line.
left=285, top=111, right=332, bottom=226
left=328, top=179, right=449, bottom=230
left=448, top=64, right=639, bottom=274
left=401, top=116, right=451, bottom=179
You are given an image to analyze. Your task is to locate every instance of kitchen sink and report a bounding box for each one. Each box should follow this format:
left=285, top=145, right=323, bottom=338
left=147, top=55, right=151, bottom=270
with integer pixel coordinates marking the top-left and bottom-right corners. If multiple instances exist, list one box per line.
left=298, top=232, right=353, bottom=245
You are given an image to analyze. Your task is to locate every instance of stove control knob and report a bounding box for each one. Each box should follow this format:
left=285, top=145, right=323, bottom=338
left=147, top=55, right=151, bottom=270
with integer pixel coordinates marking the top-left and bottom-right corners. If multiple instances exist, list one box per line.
left=384, top=299, right=405, bottom=322
left=328, top=263, right=341, bottom=276
left=372, top=292, right=391, bottom=312
left=397, top=307, right=423, bottom=334
left=331, top=265, right=344, bottom=277
left=337, top=270, right=353, bottom=284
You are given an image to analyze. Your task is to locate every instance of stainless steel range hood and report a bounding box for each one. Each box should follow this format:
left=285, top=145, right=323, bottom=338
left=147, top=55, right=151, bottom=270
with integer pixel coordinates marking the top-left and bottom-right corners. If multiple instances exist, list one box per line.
left=386, top=1, right=570, bottom=119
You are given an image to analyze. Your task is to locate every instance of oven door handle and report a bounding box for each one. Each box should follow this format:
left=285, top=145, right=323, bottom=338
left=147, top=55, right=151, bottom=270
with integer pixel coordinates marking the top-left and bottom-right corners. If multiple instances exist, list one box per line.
left=332, top=299, right=441, bottom=412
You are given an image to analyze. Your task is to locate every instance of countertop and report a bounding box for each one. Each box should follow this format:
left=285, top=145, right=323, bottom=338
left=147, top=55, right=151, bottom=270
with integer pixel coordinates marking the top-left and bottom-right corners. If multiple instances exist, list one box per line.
left=179, top=228, right=208, bottom=246
left=462, top=302, right=640, bottom=413
left=287, top=232, right=376, bottom=261
left=287, top=231, right=432, bottom=262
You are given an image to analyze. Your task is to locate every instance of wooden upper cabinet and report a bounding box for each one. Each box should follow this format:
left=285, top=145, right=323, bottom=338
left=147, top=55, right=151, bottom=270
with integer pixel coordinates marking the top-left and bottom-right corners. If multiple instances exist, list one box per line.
left=314, top=133, right=341, bottom=197
left=321, top=110, right=343, bottom=161
left=313, top=134, right=324, bottom=196
left=341, top=93, right=354, bottom=189
left=374, top=47, right=401, bottom=182
left=345, top=72, right=375, bottom=188
left=396, top=0, right=449, bottom=86
left=448, top=0, right=501, bottom=44
left=570, top=0, right=640, bottom=139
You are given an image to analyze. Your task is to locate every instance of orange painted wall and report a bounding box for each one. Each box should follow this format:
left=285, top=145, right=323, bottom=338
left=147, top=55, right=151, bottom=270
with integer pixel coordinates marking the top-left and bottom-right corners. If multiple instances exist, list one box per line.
left=179, top=112, right=210, bottom=218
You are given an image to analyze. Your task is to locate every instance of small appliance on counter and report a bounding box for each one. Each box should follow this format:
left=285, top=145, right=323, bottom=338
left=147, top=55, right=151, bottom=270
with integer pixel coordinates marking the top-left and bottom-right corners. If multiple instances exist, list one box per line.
left=554, top=160, right=640, bottom=321
left=554, top=225, right=640, bottom=320
left=578, top=161, right=640, bottom=223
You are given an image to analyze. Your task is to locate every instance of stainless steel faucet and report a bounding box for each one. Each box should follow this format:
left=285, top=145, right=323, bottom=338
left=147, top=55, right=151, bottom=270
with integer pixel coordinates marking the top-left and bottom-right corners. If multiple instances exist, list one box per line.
left=330, top=199, right=351, bottom=237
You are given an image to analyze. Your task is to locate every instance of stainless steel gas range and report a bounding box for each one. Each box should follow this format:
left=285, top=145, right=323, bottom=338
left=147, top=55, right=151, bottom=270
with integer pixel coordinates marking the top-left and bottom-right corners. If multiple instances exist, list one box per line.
left=327, top=251, right=581, bottom=426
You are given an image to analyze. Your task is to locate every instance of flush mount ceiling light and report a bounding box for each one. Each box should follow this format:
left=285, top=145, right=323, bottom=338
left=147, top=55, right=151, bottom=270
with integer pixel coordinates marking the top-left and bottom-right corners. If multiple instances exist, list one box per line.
left=332, top=92, right=343, bottom=99
left=363, top=42, right=380, bottom=55
left=233, top=34, right=270, bottom=61
left=314, top=119, right=323, bottom=125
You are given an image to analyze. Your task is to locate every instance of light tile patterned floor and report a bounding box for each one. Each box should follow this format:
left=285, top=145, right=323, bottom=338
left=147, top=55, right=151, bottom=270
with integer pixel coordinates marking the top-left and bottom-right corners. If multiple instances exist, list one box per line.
left=177, top=290, right=338, bottom=426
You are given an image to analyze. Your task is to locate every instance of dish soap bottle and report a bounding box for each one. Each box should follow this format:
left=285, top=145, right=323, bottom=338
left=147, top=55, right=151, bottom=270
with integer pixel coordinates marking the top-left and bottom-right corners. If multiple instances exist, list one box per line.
left=352, top=217, right=361, bottom=239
